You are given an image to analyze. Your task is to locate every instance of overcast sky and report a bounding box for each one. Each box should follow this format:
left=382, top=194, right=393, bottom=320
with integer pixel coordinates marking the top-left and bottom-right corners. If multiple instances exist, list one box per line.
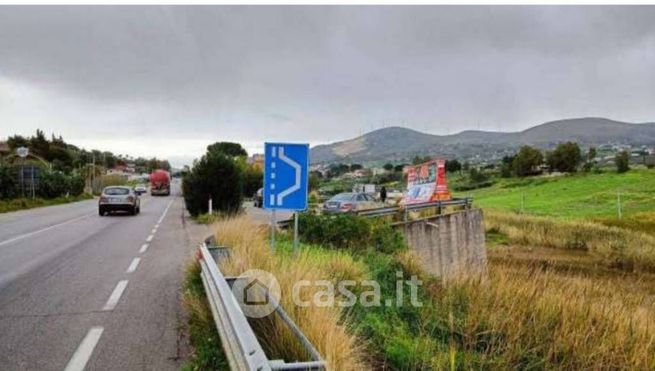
left=1, top=6, right=654, bottom=167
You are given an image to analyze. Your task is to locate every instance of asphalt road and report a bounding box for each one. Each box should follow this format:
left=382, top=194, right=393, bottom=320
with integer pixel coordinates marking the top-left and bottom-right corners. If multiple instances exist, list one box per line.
left=243, top=201, right=293, bottom=225
left=0, top=182, right=200, bottom=371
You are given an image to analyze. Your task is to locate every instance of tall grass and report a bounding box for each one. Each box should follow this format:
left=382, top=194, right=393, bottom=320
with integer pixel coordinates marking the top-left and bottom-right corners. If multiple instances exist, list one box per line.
left=436, top=260, right=655, bottom=369
left=212, top=216, right=368, bottom=370
left=486, top=210, right=655, bottom=272
left=382, top=250, right=655, bottom=369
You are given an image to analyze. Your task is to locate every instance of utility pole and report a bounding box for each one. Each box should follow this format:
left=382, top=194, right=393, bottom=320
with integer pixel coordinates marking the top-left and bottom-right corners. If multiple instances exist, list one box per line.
left=92, top=153, right=96, bottom=194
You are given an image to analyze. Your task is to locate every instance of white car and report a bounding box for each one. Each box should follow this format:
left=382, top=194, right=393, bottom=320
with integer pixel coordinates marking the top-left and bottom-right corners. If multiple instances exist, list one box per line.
left=99, top=186, right=141, bottom=216
left=134, top=185, right=147, bottom=195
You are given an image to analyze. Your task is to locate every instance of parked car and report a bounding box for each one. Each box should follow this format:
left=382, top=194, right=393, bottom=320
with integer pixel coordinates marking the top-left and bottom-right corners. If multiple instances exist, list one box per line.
left=134, top=185, right=147, bottom=195
left=254, top=188, right=263, bottom=208
left=99, top=186, right=141, bottom=216
left=322, top=192, right=383, bottom=214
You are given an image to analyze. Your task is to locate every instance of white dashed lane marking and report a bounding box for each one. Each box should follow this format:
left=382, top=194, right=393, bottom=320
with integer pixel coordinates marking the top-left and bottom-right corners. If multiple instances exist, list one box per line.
left=63, top=327, right=104, bottom=371
left=139, top=243, right=149, bottom=254
left=102, top=280, right=128, bottom=311
left=126, top=258, right=140, bottom=274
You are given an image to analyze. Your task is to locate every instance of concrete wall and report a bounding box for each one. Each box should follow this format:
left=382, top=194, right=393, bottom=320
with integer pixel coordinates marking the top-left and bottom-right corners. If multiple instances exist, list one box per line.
left=396, top=209, right=486, bottom=281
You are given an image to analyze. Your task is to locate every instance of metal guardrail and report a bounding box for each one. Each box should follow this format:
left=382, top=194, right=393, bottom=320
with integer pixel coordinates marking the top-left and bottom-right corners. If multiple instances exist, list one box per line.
left=277, top=198, right=472, bottom=225
left=198, top=242, right=326, bottom=371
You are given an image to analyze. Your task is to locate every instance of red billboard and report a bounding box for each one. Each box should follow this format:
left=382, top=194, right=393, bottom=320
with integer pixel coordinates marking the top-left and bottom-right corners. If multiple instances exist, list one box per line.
left=403, top=158, right=451, bottom=204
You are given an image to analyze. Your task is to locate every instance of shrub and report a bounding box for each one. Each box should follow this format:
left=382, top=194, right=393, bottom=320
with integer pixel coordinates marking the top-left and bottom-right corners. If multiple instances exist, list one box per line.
left=298, top=213, right=404, bottom=253
left=68, top=174, right=85, bottom=196
left=38, top=170, right=69, bottom=198
left=546, top=141, right=582, bottom=173
left=183, top=149, right=244, bottom=216
left=0, top=165, right=18, bottom=199
left=513, top=145, right=543, bottom=176
left=616, top=150, right=630, bottom=173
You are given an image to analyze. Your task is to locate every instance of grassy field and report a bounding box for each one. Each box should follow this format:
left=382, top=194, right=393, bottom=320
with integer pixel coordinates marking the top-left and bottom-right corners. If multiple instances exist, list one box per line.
left=456, top=169, right=655, bottom=219
left=202, top=215, right=655, bottom=369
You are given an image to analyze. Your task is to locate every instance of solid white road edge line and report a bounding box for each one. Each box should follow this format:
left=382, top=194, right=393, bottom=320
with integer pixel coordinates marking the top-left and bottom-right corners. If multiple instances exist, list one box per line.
left=126, top=258, right=141, bottom=274
left=139, top=243, right=149, bottom=254
left=0, top=213, right=93, bottom=248
left=102, top=280, right=128, bottom=311
left=63, top=326, right=104, bottom=371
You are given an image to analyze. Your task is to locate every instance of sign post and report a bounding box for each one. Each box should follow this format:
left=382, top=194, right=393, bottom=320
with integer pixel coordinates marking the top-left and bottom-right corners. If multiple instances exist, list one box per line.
left=17, top=147, right=28, bottom=198
left=263, top=143, right=309, bottom=254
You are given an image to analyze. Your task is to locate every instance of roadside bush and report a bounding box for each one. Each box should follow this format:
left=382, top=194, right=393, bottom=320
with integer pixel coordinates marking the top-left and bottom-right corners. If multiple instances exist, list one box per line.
left=298, top=213, right=404, bottom=253
left=0, top=165, right=18, bottom=199
left=183, top=149, right=244, bottom=216
left=68, top=174, right=85, bottom=196
left=38, top=170, right=69, bottom=198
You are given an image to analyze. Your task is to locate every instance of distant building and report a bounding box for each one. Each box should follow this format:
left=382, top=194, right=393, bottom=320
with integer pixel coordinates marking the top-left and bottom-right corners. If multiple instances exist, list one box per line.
left=107, top=164, right=136, bottom=176
left=0, top=141, right=9, bottom=156
left=247, top=153, right=264, bottom=171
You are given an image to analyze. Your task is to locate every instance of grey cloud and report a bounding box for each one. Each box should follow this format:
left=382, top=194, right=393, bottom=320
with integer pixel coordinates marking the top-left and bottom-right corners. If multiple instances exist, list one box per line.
left=0, top=6, right=654, bottom=165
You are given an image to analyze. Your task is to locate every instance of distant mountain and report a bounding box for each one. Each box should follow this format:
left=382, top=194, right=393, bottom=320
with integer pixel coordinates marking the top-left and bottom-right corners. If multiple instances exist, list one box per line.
left=310, top=117, right=655, bottom=164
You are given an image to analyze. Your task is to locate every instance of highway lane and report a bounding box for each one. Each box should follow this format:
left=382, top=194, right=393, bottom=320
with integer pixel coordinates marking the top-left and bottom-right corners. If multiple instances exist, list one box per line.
left=0, top=183, right=197, bottom=370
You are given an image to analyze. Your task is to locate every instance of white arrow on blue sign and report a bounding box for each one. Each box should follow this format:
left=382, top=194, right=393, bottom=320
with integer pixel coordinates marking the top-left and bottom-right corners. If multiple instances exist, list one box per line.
left=263, top=143, right=309, bottom=211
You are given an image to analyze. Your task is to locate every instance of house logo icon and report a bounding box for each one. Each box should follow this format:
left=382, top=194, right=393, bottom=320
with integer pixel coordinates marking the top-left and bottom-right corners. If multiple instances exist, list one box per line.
left=244, top=279, right=269, bottom=306
left=231, top=269, right=281, bottom=318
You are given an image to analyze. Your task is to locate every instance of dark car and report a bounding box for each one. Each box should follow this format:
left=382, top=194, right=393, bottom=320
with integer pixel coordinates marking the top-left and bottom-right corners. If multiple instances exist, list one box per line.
left=99, top=186, right=141, bottom=216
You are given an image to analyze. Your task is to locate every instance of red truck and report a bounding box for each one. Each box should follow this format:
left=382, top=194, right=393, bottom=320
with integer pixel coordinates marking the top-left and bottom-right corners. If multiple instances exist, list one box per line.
left=150, top=169, right=171, bottom=196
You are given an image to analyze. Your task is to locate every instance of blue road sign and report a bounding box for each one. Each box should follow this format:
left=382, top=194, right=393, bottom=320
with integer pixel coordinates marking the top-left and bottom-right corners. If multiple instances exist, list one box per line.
left=263, top=143, right=309, bottom=211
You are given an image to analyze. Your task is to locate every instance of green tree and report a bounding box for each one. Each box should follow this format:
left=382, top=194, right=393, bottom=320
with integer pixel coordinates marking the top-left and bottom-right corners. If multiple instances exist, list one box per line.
left=588, top=146, right=597, bottom=162
left=446, top=159, right=462, bottom=173
left=469, top=167, right=489, bottom=184
left=513, top=146, right=543, bottom=176
left=207, top=142, right=247, bottom=158
left=500, top=155, right=514, bottom=178
left=242, top=165, right=263, bottom=197
left=0, top=165, right=17, bottom=199
left=182, top=149, right=244, bottom=216
left=38, top=170, right=69, bottom=198
left=7, top=135, right=29, bottom=150
left=616, top=150, right=630, bottom=173
left=394, top=164, right=406, bottom=172
left=309, top=173, right=320, bottom=191
left=29, top=129, right=50, bottom=159
left=546, top=142, right=582, bottom=173
left=349, top=163, right=363, bottom=171
left=383, top=163, right=394, bottom=171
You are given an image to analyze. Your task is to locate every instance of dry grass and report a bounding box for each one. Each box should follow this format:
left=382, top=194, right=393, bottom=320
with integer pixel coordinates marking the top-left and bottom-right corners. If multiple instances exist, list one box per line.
left=438, top=260, right=655, bottom=369
left=486, top=210, right=655, bottom=272
left=212, top=216, right=368, bottom=370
